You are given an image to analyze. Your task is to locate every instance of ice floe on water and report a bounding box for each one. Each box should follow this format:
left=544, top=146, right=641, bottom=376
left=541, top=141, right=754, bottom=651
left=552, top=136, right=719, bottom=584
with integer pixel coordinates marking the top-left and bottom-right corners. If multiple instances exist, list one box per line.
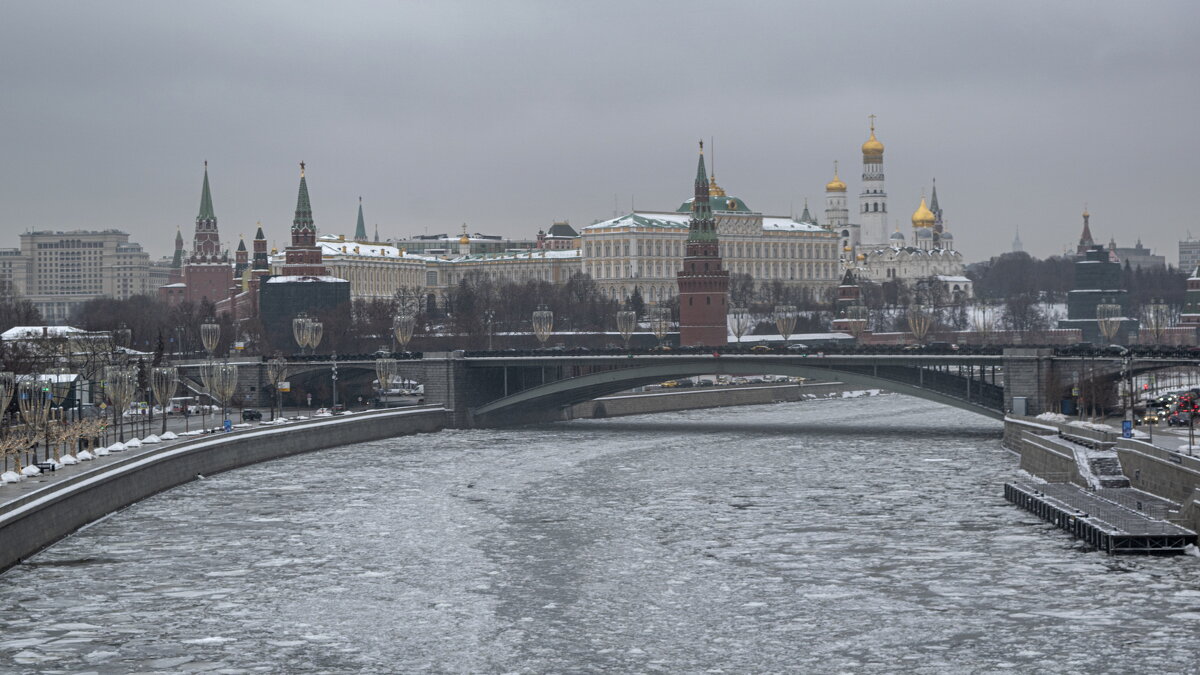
left=1, top=396, right=1198, bottom=673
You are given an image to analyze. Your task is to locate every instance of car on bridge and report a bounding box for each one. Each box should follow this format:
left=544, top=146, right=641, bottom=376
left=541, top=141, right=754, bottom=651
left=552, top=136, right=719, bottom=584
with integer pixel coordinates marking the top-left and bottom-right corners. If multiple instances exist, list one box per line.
left=241, top=408, right=263, bottom=421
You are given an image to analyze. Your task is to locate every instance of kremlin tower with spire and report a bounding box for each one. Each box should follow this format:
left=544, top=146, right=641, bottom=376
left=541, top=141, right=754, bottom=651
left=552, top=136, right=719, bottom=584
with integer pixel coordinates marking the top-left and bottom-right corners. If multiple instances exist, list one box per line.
left=160, top=162, right=235, bottom=306
left=676, top=141, right=730, bottom=347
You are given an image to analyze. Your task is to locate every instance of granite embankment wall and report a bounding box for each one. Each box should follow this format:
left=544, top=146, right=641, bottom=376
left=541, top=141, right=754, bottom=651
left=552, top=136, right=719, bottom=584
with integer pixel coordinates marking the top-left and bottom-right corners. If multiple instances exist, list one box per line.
left=1004, top=415, right=1200, bottom=531
left=0, top=407, right=448, bottom=574
left=569, top=382, right=857, bottom=419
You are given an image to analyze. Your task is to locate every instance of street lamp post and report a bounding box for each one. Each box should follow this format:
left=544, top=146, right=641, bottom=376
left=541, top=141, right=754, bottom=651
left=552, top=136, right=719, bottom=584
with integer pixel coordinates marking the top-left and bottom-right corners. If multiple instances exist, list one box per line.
left=151, top=367, right=178, bottom=436
left=18, top=378, right=53, bottom=465
left=532, top=305, right=554, bottom=348
left=375, top=358, right=397, bottom=408
left=201, top=318, right=220, bottom=358
left=1143, top=298, right=1170, bottom=345
left=1096, top=299, right=1122, bottom=345
left=729, top=307, right=750, bottom=344
left=616, top=310, right=637, bottom=350
left=773, top=305, right=797, bottom=345
left=651, top=308, right=671, bottom=348
left=103, top=366, right=136, bottom=443
left=394, top=311, right=416, bottom=354
left=267, top=357, right=288, bottom=421
left=846, top=304, right=869, bottom=342
left=907, top=303, right=932, bottom=345
left=483, top=310, right=496, bottom=351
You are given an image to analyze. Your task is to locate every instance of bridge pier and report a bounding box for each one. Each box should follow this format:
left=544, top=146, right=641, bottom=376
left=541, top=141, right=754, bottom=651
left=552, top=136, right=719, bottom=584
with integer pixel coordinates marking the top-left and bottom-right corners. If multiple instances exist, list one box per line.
left=1003, top=348, right=1059, bottom=416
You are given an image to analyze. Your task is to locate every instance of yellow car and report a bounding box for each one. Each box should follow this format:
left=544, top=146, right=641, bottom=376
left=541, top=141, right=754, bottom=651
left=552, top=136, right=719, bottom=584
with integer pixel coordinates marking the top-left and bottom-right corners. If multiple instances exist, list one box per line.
left=750, top=345, right=773, bottom=353
left=660, top=380, right=680, bottom=388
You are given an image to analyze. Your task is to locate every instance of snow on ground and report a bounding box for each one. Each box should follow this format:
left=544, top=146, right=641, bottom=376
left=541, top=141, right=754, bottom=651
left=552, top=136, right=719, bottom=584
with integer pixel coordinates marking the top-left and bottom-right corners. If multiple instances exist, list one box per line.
left=142, top=435, right=161, bottom=444
left=106, top=442, right=126, bottom=452
left=160, top=432, right=178, bottom=440
left=125, top=438, right=143, bottom=448
left=60, top=455, right=79, bottom=465
left=1, top=471, right=20, bottom=483
left=1036, top=412, right=1069, bottom=423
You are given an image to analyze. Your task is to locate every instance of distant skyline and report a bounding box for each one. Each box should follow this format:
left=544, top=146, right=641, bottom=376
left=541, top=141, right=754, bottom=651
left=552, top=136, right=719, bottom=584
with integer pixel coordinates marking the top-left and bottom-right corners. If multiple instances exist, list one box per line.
left=1, top=1, right=1197, bottom=264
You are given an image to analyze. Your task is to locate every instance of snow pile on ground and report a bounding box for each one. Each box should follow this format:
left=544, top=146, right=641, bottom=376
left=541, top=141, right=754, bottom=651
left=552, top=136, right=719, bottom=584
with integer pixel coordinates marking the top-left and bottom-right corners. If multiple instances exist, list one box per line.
left=125, top=438, right=143, bottom=448
left=78, top=450, right=95, bottom=461
left=94, top=446, right=109, bottom=456
left=60, top=454, right=79, bottom=465
left=1036, top=412, right=1069, bottom=423
left=232, top=423, right=250, bottom=428
left=21, top=465, right=40, bottom=477
left=160, top=431, right=178, bottom=440
left=1068, top=421, right=1115, bottom=431
left=181, top=430, right=203, bottom=436
left=1184, top=544, right=1200, bottom=558
left=2, top=471, right=21, bottom=483
left=1175, top=444, right=1199, bottom=454
left=840, top=389, right=881, bottom=399
left=142, top=434, right=161, bottom=444
left=107, top=442, right=126, bottom=452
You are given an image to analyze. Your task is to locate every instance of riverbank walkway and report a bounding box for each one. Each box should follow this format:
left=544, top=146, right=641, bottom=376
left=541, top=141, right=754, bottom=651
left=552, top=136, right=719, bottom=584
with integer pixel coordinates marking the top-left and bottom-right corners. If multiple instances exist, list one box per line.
left=1005, top=480, right=1196, bottom=554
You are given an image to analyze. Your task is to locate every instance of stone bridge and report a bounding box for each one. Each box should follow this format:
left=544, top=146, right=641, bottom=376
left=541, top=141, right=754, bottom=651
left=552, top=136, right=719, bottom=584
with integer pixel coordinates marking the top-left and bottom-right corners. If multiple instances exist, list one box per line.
left=174, top=348, right=1199, bottom=428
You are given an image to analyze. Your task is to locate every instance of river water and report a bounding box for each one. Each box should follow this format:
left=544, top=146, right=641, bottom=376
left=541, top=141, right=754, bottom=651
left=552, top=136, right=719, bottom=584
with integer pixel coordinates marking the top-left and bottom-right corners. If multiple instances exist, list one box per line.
left=2, top=395, right=1199, bottom=673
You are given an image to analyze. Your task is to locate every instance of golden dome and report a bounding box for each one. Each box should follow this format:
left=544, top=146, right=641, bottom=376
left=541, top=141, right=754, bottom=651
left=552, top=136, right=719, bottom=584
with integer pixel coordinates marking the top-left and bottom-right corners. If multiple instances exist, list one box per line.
left=708, top=175, right=727, bottom=198
left=459, top=233, right=470, bottom=245
left=912, top=197, right=936, bottom=227
left=862, top=116, right=884, bottom=158
left=826, top=161, right=846, bottom=192
left=856, top=253, right=865, bottom=261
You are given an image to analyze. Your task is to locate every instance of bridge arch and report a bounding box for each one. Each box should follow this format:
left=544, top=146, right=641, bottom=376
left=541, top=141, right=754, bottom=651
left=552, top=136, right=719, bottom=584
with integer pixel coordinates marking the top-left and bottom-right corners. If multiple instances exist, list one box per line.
left=470, top=360, right=1004, bottom=427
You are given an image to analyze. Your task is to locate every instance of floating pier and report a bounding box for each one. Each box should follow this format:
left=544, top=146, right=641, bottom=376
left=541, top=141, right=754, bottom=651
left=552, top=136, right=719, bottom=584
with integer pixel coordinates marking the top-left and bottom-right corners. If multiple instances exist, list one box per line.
left=1005, top=481, right=1196, bottom=554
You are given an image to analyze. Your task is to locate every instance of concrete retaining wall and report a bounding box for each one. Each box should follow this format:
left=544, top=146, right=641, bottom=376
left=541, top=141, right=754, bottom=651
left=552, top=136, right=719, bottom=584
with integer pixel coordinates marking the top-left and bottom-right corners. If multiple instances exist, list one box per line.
left=0, top=407, right=448, bottom=574
left=1113, top=438, right=1200, bottom=529
left=568, top=383, right=815, bottom=419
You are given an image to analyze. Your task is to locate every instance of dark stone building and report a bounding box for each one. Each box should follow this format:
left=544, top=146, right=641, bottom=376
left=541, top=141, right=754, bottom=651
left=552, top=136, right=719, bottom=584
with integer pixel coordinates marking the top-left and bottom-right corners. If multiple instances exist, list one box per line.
left=1058, top=245, right=1138, bottom=343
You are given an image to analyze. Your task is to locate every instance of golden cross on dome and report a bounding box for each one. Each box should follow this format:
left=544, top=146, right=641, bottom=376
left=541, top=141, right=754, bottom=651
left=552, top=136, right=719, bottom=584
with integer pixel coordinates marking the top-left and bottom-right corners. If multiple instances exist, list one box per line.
left=868, top=114, right=876, bottom=132
left=833, top=159, right=839, bottom=175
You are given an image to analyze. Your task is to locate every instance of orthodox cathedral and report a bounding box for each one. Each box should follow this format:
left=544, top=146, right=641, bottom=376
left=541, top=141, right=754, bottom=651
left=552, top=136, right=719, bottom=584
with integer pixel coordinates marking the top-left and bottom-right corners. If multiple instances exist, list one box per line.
left=825, top=118, right=971, bottom=302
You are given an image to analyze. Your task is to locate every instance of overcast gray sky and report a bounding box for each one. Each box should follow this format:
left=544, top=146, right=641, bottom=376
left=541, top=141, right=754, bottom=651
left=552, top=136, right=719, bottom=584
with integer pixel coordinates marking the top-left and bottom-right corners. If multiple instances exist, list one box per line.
left=2, top=1, right=1197, bottom=264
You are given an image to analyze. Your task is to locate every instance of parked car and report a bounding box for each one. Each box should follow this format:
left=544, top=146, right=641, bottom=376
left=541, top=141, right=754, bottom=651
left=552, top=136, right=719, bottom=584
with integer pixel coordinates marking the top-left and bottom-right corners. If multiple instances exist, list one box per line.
left=241, top=408, right=263, bottom=421
left=786, top=343, right=810, bottom=352
left=1137, top=412, right=1162, bottom=426
left=750, top=345, right=772, bottom=353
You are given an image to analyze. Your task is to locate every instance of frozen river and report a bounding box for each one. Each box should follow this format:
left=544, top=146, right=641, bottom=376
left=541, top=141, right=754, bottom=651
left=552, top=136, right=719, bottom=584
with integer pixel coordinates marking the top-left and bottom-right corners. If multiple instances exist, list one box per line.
left=2, top=395, right=1200, bottom=673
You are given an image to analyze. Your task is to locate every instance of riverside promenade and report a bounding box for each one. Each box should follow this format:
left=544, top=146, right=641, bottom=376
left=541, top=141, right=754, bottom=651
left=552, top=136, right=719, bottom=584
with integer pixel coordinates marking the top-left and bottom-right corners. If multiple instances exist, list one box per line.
left=0, top=406, right=448, bottom=574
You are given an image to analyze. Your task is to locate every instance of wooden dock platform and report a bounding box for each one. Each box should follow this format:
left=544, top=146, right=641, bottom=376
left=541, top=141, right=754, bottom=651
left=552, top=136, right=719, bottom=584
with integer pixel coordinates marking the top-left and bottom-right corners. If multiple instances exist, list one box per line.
left=1005, top=481, right=1196, bottom=554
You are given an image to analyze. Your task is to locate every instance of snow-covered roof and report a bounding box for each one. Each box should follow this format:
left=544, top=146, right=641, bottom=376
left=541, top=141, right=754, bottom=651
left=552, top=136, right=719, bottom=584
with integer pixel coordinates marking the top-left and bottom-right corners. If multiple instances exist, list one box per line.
left=936, top=275, right=971, bottom=283
left=317, top=237, right=407, bottom=258
left=422, top=249, right=581, bottom=264
left=2, top=326, right=86, bottom=340
left=161, top=282, right=187, bottom=288
left=761, top=216, right=826, bottom=233
left=265, top=275, right=350, bottom=284
left=586, top=211, right=831, bottom=235
left=584, top=212, right=690, bottom=231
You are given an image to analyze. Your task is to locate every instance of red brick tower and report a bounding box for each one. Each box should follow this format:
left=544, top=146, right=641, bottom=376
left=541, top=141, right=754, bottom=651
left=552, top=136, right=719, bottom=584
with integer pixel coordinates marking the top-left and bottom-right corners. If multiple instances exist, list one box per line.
left=181, top=162, right=234, bottom=304
left=676, top=141, right=729, bottom=346
left=281, top=162, right=328, bottom=276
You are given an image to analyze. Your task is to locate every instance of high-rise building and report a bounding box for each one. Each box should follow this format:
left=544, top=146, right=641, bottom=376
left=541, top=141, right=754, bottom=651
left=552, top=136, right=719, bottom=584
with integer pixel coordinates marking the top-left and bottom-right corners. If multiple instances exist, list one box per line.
left=676, top=142, right=729, bottom=347
left=1180, top=238, right=1200, bottom=273
left=14, top=230, right=152, bottom=323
